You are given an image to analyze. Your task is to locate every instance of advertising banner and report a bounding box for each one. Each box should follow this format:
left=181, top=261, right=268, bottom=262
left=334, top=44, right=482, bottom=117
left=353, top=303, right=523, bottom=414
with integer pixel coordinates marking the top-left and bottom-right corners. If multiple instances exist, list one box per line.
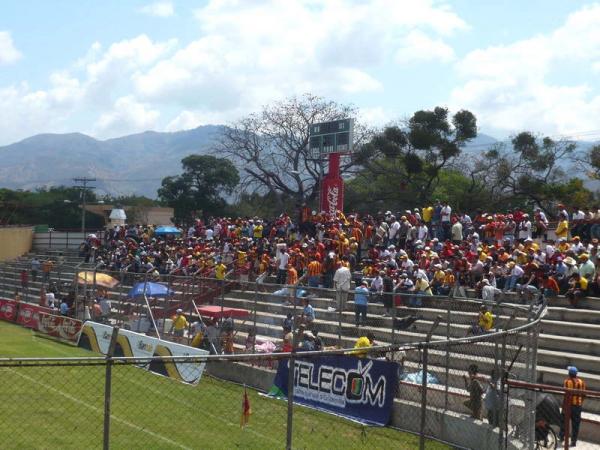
left=273, top=355, right=398, bottom=426
left=115, top=328, right=159, bottom=368
left=150, top=340, right=208, bottom=385
left=16, top=303, right=52, bottom=329
left=78, top=321, right=208, bottom=384
left=77, top=321, right=115, bottom=354
left=320, top=176, right=344, bottom=216
left=0, top=299, right=18, bottom=322
left=36, top=312, right=83, bottom=343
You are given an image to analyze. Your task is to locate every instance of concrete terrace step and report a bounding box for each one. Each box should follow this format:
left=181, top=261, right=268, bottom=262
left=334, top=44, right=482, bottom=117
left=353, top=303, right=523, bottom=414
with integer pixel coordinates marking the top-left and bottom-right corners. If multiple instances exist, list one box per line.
left=220, top=292, right=600, bottom=356
left=227, top=297, right=600, bottom=375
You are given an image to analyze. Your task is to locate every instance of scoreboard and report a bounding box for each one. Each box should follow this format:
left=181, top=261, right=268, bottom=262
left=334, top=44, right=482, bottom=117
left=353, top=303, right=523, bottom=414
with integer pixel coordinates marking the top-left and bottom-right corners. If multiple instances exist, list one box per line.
left=308, top=118, right=354, bottom=158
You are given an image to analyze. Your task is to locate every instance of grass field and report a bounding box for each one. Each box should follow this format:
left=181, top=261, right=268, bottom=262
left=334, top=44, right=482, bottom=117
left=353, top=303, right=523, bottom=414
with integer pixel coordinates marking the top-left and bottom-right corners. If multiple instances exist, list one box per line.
left=0, top=321, right=449, bottom=449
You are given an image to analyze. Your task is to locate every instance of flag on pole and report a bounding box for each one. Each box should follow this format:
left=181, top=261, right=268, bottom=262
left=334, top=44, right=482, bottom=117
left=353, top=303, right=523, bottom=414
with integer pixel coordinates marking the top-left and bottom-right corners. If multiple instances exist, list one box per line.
left=241, top=385, right=251, bottom=428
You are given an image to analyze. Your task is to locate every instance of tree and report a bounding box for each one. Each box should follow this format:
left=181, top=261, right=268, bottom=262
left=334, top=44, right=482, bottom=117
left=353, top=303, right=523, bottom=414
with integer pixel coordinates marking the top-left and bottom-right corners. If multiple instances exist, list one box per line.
left=353, top=107, right=477, bottom=202
left=0, top=186, right=103, bottom=229
left=345, top=164, right=495, bottom=214
left=575, top=144, right=600, bottom=180
left=468, top=132, right=585, bottom=215
left=158, top=155, right=239, bottom=224
left=215, top=93, right=368, bottom=208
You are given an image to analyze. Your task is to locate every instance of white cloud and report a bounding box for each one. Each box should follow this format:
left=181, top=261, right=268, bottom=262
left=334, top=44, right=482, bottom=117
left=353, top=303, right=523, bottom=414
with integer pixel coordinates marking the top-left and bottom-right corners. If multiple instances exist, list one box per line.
left=138, top=1, right=174, bottom=18
left=395, top=30, right=455, bottom=63
left=165, top=109, right=233, bottom=131
left=0, top=35, right=176, bottom=143
left=93, top=96, right=160, bottom=137
left=450, top=4, right=600, bottom=136
left=359, top=106, right=392, bottom=128
left=0, top=1, right=465, bottom=143
left=132, top=0, right=463, bottom=130
left=0, top=31, right=21, bottom=64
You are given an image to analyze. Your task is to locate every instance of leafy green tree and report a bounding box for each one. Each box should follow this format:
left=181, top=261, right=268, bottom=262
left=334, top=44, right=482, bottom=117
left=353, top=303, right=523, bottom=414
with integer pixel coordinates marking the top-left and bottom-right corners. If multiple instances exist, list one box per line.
left=158, top=155, right=239, bottom=224
left=0, top=186, right=103, bottom=228
left=470, top=132, right=585, bottom=215
left=354, top=107, right=477, bottom=202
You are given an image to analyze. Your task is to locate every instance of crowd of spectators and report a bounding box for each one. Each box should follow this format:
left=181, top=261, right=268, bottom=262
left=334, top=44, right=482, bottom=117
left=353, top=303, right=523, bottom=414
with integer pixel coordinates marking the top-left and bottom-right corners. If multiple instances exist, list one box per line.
left=84, top=201, right=600, bottom=314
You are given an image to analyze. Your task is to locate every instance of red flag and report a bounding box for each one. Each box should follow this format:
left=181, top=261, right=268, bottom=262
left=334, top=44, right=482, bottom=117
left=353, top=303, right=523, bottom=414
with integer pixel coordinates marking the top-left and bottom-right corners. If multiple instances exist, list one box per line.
left=241, top=385, right=251, bottom=428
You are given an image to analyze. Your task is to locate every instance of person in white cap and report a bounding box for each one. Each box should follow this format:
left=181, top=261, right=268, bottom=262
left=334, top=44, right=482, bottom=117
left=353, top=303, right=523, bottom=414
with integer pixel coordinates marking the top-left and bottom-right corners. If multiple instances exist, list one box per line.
left=481, top=279, right=502, bottom=302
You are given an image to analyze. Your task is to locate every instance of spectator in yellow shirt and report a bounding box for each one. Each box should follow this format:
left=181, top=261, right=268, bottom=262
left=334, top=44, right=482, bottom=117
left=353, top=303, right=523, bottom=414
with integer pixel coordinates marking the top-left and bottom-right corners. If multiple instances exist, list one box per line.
left=437, top=269, right=455, bottom=295
left=352, top=332, right=375, bottom=358
left=215, top=262, right=227, bottom=281
left=566, top=274, right=588, bottom=308
left=555, top=213, right=569, bottom=239
left=469, top=305, right=493, bottom=335
left=422, top=206, right=434, bottom=224
left=253, top=222, right=263, bottom=239
left=172, top=308, right=189, bottom=343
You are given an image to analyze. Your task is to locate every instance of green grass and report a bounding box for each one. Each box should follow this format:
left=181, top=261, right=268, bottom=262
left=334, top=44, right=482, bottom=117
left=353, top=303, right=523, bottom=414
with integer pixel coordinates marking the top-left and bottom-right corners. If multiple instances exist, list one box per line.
left=0, top=321, right=449, bottom=449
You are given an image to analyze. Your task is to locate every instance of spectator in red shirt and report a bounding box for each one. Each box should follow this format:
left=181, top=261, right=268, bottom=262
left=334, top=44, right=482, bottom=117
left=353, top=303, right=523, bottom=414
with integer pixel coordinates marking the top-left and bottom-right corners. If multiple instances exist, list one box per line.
left=542, top=274, right=560, bottom=299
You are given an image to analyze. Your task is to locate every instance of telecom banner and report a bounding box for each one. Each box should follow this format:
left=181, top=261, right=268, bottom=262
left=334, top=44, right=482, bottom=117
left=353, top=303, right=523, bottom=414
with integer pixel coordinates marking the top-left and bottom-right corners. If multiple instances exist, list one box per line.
left=0, top=299, right=19, bottom=322
left=37, top=312, right=82, bottom=342
left=273, top=355, right=398, bottom=426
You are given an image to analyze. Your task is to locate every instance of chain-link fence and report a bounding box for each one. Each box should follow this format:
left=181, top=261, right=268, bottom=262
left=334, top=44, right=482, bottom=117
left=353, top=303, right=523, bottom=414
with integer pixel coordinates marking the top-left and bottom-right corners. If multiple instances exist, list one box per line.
left=0, top=308, right=547, bottom=450
left=4, top=259, right=591, bottom=449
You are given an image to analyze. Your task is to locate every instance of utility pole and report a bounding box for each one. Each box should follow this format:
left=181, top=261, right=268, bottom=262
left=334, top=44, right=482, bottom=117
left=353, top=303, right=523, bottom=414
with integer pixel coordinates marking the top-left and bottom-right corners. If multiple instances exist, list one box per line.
left=73, top=177, right=96, bottom=234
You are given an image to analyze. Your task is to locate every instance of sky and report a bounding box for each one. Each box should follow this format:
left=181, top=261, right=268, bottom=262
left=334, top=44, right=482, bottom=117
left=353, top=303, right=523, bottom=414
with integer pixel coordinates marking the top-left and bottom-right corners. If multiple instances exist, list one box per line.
left=2, top=0, right=600, bottom=146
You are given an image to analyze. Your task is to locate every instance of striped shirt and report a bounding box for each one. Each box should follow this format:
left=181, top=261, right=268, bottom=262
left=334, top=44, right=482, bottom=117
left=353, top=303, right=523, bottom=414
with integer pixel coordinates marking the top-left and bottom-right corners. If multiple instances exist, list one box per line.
left=307, top=261, right=322, bottom=277
left=564, top=377, right=586, bottom=406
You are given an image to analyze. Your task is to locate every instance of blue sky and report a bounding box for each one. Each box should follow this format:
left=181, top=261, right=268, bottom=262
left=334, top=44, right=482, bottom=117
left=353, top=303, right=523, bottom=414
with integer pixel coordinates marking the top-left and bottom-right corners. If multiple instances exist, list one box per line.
left=1, top=0, right=600, bottom=145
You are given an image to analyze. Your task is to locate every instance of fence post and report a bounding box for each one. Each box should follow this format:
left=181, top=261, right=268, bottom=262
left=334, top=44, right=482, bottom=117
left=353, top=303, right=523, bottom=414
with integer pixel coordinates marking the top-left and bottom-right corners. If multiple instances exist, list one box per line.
left=390, top=291, right=396, bottom=354
left=220, top=278, right=225, bottom=319
left=444, top=297, right=451, bottom=411
left=419, top=315, right=441, bottom=450
left=524, top=325, right=535, bottom=449
left=497, top=332, right=508, bottom=450
left=286, top=331, right=299, bottom=450
left=337, top=290, right=342, bottom=348
left=103, top=326, right=119, bottom=450
left=419, top=344, right=428, bottom=450
left=252, top=279, right=258, bottom=353
left=563, top=393, right=571, bottom=449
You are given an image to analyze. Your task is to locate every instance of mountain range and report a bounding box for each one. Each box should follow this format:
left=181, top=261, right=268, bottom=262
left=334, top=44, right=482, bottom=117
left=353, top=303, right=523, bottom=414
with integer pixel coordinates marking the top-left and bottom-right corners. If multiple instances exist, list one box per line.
left=0, top=127, right=595, bottom=198
left=0, top=126, right=224, bottom=198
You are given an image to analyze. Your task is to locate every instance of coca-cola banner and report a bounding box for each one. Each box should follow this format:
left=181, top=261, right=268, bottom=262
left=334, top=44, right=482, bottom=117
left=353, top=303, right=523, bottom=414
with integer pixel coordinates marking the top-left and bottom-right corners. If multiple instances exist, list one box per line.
left=0, top=299, right=18, bottom=322
left=17, top=303, right=52, bottom=329
left=37, top=312, right=83, bottom=343
left=320, top=176, right=344, bottom=216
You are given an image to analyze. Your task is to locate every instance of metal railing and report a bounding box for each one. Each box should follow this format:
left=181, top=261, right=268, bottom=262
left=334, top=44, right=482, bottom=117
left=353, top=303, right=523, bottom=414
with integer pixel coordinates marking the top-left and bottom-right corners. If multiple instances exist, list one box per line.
left=0, top=258, right=550, bottom=449
left=0, top=308, right=545, bottom=450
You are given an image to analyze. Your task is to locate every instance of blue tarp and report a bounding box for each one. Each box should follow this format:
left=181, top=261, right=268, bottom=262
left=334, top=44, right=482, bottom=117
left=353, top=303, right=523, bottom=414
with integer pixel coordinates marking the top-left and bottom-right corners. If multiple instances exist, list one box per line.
left=154, top=226, right=182, bottom=236
left=128, top=282, right=173, bottom=298
left=400, top=370, right=440, bottom=385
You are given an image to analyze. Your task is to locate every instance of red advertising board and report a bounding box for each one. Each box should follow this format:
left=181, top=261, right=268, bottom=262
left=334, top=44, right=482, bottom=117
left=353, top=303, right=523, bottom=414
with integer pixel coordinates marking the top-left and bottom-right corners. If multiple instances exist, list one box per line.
left=16, top=303, right=52, bottom=329
left=320, top=175, right=344, bottom=216
left=319, top=153, right=344, bottom=215
left=37, top=312, right=82, bottom=342
left=0, top=299, right=18, bottom=322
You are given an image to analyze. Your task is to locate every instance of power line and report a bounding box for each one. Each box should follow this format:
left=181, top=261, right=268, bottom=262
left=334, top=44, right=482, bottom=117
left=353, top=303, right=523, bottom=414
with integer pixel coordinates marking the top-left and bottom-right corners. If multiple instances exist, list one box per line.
left=73, top=177, right=96, bottom=234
